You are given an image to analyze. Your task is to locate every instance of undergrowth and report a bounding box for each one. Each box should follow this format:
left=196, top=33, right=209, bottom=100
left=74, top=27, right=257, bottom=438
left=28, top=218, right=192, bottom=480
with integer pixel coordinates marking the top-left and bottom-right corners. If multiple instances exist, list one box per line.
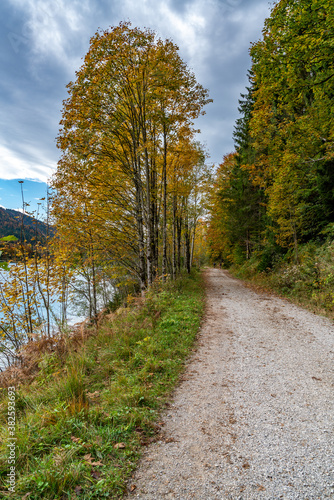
left=0, top=270, right=205, bottom=499
left=232, top=240, right=334, bottom=319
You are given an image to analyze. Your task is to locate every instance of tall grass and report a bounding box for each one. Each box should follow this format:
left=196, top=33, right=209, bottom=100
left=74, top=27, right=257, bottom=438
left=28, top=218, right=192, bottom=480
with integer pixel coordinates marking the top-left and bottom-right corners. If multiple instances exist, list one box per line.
left=0, top=271, right=205, bottom=499
left=233, top=240, right=334, bottom=319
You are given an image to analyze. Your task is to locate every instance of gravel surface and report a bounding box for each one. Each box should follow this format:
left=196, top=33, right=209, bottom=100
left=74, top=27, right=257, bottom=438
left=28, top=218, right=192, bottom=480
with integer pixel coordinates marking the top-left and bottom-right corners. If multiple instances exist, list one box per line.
left=126, top=269, right=334, bottom=499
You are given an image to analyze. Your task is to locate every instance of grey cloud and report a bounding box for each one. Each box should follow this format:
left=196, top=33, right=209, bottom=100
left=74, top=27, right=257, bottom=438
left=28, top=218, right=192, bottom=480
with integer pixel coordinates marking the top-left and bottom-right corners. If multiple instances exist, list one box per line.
left=0, top=0, right=272, bottom=180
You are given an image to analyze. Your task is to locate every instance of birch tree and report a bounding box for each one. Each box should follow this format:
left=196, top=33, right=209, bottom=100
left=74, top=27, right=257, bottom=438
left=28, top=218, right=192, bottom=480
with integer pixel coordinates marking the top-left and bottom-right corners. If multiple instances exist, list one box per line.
left=54, top=22, right=211, bottom=289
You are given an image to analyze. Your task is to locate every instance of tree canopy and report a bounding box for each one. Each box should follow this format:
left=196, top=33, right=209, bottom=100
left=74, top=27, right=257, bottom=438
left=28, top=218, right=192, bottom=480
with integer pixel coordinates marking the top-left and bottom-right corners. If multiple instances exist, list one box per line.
left=53, top=22, right=212, bottom=292
left=208, top=0, right=334, bottom=267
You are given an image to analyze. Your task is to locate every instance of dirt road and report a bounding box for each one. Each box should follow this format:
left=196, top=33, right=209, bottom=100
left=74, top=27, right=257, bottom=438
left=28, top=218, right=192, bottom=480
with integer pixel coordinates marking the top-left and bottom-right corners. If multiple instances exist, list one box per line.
left=127, top=269, right=334, bottom=499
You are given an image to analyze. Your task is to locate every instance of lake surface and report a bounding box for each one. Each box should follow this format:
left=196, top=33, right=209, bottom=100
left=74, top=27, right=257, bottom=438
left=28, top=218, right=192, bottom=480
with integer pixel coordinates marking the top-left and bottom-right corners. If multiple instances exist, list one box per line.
left=0, top=265, right=114, bottom=371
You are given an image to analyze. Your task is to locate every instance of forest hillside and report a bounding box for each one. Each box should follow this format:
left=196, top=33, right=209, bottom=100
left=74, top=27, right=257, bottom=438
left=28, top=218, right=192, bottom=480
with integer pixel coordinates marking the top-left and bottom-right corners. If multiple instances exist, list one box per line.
left=0, top=207, right=49, bottom=243
left=208, top=0, right=334, bottom=317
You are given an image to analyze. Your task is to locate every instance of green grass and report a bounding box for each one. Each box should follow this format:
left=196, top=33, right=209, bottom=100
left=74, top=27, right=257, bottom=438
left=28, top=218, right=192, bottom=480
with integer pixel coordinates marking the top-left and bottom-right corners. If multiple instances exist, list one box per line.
left=232, top=240, right=334, bottom=320
left=0, top=271, right=205, bottom=499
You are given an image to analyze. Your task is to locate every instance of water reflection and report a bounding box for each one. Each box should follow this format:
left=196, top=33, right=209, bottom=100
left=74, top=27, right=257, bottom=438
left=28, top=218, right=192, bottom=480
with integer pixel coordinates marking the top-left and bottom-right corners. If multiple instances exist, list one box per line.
left=0, top=266, right=114, bottom=370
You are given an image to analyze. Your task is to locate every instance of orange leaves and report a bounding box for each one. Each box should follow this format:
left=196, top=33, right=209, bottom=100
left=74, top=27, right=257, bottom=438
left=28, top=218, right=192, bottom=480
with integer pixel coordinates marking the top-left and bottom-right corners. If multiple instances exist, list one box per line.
left=53, top=21, right=211, bottom=287
left=83, top=453, right=103, bottom=466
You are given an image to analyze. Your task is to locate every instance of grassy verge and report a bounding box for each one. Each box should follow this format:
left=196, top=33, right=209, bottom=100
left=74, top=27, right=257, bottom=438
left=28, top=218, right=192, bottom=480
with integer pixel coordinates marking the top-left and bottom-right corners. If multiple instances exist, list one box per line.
left=0, top=270, right=205, bottom=499
left=231, top=241, right=334, bottom=320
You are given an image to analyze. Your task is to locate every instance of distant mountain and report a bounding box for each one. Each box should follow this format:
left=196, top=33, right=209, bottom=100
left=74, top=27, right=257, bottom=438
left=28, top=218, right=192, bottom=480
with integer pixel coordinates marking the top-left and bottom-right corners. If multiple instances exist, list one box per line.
left=0, top=179, right=49, bottom=216
left=0, top=207, right=51, bottom=243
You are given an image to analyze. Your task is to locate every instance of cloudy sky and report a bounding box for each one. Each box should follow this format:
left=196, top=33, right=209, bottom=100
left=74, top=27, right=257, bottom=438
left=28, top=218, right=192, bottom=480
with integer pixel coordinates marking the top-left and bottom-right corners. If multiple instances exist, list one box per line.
left=0, top=0, right=273, bottom=210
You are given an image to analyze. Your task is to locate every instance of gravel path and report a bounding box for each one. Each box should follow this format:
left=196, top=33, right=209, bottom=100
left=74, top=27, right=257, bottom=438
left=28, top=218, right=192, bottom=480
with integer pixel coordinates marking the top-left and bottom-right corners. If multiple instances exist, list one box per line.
left=126, top=269, right=334, bottom=499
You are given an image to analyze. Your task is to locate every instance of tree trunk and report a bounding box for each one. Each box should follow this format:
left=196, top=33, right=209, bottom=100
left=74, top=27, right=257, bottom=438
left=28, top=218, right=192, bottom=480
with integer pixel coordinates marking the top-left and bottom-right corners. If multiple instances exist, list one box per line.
left=134, top=167, right=146, bottom=293
left=91, top=245, right=98, bottom=323
left=176, top=213, right=182, bottom=272
left=151, top=132, right=158, bottom=281
left=184, top=212, right=191, bottom=273
left=172, top=194, right=177, bottom=279
left=162, top=123, right=167, bottom=281
left=190, top=221, right=196, bottom=268
left=144, top=145, right=152, bottom=286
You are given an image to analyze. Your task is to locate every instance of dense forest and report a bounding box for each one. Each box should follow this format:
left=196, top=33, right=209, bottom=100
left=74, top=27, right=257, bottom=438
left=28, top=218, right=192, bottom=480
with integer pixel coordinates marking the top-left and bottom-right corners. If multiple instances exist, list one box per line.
left=208, top=0, right=334, bottom=271
left=207, top=0, right=334, bottom=313
left=0, top=207, right=48, bottom=243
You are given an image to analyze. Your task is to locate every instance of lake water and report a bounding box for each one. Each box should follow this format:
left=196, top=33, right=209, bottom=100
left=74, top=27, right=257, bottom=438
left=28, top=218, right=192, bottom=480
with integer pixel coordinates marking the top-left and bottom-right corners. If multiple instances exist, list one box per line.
left=0, top=265, right=114, bottom=371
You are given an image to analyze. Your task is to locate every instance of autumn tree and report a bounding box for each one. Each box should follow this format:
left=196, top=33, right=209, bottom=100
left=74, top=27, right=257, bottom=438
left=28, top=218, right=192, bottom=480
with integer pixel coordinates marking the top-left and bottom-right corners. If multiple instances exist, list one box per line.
left=208, top=79, right=266, bottom=266
left=207, top=153, right=237, bottom=265
left=53, top=22, right=211, bottom=291
left=249, top=0, right=334, bottom=258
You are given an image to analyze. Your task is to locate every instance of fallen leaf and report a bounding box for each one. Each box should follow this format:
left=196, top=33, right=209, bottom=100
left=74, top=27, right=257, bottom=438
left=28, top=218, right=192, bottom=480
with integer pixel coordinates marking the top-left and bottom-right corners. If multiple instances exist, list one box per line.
left=91, top=470, right=102, bottom=479
left=86, top=390, right=100, bottom=398
left=71, top=436, right=81, bottom=443
left=95, top=436, right=103, bottom=445
left=114, top=442, right=126, bottom=449
left=74, top=485, right=83, bottom=496
left=164, top=437, right=177, bottom=443
left=130, top=485, right=137, bottom=492
left=83, top=453, right=103, bottom=466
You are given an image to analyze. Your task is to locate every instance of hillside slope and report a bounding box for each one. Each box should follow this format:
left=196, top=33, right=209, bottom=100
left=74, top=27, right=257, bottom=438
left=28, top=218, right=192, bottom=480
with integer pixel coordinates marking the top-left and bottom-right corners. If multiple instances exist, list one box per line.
left=0, top=207, right=49, bottom=242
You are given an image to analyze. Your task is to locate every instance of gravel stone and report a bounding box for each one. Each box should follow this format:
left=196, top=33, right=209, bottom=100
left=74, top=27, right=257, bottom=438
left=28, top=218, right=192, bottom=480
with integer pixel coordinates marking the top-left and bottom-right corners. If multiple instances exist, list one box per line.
left=126, top=269, right=334, bottom=499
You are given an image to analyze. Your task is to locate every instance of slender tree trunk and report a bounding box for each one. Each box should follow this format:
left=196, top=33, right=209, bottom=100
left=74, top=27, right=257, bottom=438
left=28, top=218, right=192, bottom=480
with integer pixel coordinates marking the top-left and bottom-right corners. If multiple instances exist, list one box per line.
left=142, top=83, right=153, bottom=286
left=184, top=210, right=191, bottom=274
left=61, top=271, right=67, bottom=328
left=144, top=145, right=152, bottom=286
left=19, top=181, right=34, bottom=339
left=184, top=201, right=190, bottom=273
left=162, top=123, right=167, bottom=281
left=176, top=214, right=182, bottom=272
left=149, top=123, right=157, bottom=281
left=151, top=155, right=158, bottom=280
left=90, top=245, right=98, bottom=323
left=45, top=220, right=51, bottom=337
left=134, top=164, right=146, bottom=293
left=190, top=221, right=196, bottom=268
left=86, top=272, right=92, bottom=320
left=172, top=194, right=177, bottom=280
